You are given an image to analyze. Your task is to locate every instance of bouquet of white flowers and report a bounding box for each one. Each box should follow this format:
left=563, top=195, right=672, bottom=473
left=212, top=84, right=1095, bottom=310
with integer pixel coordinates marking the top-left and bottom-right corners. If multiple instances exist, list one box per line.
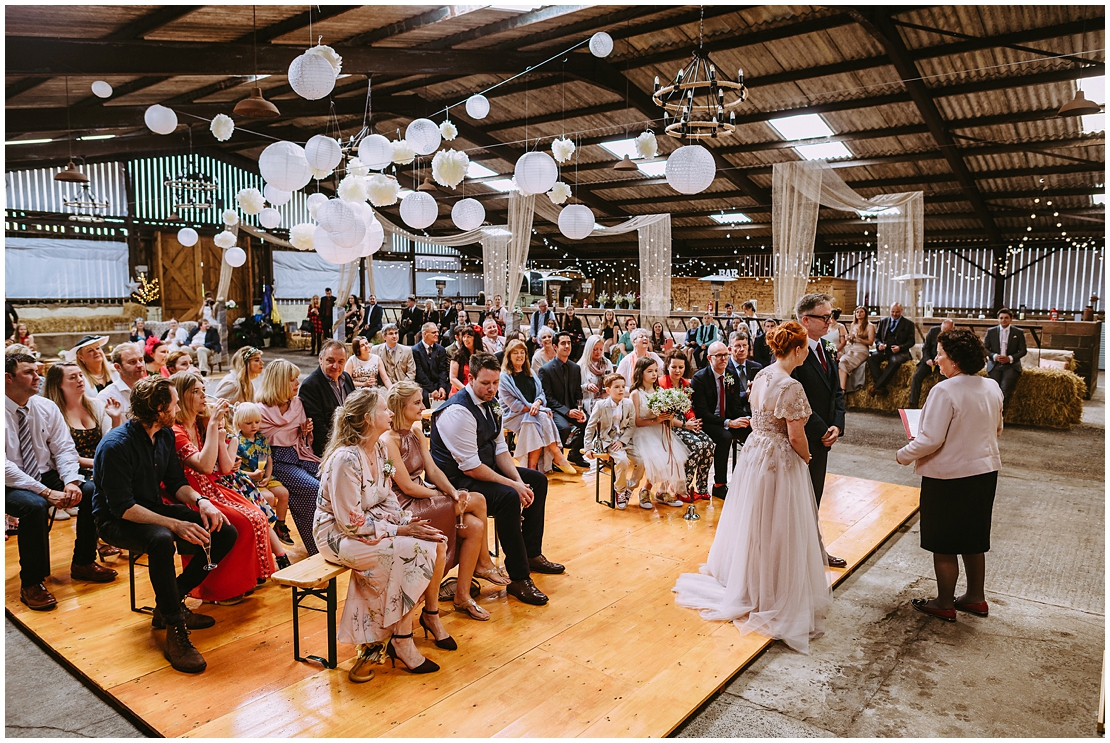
left=646, top=387, right=692, bottom=417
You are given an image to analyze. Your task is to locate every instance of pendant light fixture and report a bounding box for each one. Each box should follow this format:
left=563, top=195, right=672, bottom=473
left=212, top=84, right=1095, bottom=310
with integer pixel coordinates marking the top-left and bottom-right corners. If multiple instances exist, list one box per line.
left=417, top=177, right=438, bottom=192
left=54, top=77, right=89, bottom=184
left=613, top=154, right=639, bottom=171
left=1058, top=88, right=1101, bottom=118
left=234, top=6, right=281, bottom=119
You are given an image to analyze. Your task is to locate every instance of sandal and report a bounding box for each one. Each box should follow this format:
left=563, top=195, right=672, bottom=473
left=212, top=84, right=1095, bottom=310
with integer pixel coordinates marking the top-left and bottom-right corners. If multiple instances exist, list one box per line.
left=474, top=565, right=511, bottom=586
left=453, top=597, right=491, bottom=621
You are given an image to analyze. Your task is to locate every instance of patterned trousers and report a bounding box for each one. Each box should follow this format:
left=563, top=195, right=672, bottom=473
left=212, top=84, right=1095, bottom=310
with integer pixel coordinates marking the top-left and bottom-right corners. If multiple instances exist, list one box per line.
left=674, top=427, right=715, bottom=495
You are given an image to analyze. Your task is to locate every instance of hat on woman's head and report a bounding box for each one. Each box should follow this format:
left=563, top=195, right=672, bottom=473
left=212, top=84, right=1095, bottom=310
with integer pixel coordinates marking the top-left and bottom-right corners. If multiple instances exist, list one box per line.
left=63, top=335, right=108, bottom=362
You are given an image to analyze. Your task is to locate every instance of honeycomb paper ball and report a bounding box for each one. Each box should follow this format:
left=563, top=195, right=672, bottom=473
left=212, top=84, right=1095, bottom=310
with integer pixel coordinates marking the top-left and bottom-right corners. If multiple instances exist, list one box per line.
left=465, top=94, right=490, bottom=120
left=451, top=198, right=485, bottom=231
left=259, top=207, right=281, bottom=229
left=589, top=32, right=614, bottom=58
left=91, top=81, right=113, bottom=98
left=176, top=227, right=198, bottom=247
left=288, top=50, right=336, bottom=100
left=558, top=204, right=595, bottom=240
left=665, top=144, right=716, bottom=195
left=316, top=198, right=357, bottom=234
left=514, top=151, right=558, bottom=195
left=144, top=104, right=177, bottom=135
left=405, top=118, right=442, bottom=156
left=357, top=133, right=393, bottom=170
left=264, top=184, right=291, bottom=206
left=330, top=218, right=366, bottom=249
left=259, top=141, right=312, bottom=192
left=224, top=246, right=247, bottom=268
left=304, top=135, right=342, bottom=172
left=399, top=191, right=438, bottom=230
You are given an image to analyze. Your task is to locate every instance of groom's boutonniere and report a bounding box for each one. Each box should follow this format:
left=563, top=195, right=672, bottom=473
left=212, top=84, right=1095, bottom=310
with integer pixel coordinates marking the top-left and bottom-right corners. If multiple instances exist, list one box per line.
left=822, top=339, right=838, bottom=362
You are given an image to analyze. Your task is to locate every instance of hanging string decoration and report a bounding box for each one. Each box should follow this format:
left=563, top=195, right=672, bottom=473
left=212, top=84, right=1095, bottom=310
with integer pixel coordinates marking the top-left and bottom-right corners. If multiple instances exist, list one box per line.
left=431, top=149, right=469, bottom=189
left=210, top=113, right=234, bottom=142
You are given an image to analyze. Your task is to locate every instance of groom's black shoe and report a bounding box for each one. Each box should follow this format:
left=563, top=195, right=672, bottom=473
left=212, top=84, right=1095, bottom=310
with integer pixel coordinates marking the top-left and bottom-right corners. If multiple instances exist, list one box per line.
left=711, top=484, right=728, bottom=500
left=826, top=554, right=847, bottom=568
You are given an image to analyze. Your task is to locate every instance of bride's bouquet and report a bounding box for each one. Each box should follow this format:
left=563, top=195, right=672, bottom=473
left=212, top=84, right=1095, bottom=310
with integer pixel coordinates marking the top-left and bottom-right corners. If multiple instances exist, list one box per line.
left=646, top=387, right=692, bottom=417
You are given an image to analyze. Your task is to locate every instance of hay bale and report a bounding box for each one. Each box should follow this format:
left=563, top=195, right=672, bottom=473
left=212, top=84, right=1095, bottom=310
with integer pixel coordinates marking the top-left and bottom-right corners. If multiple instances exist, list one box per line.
left=844, top=360, right=923, bottom=413
left=22, top=302, right=147, bottom=335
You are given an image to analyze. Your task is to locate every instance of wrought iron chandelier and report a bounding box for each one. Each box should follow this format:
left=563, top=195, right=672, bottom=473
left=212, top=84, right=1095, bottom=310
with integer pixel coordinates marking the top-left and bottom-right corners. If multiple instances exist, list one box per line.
left=164, top=166, right=219, bottom=211
left=62, top=182, right=109, bottom=212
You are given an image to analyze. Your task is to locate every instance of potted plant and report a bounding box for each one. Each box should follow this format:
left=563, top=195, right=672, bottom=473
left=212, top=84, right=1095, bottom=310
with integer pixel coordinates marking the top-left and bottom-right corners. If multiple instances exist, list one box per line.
left=598, top=291, right=612, bottom=309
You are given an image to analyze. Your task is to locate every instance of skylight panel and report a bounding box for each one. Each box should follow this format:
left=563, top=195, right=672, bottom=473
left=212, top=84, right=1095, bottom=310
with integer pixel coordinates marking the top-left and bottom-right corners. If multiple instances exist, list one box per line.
left=710, top=212, right=752, bottom=224
left=768, top=113, right=834, bottom=141
left=794, top=142, right=852, bottom=161
left=599, top=138, right=641, bottom=160
left=467, top=162, right=498, bottom=179
left=1081, top=114, right=1105, bottom=134
left=484, top=178, right=517, bottom=192
left=1079, top=75, right=1105, bottom=105
left=637, top=161, right=667, bottom=177
left=6, top=138, right=52, bottom=145
left=1093, top=193, right=1106, bottom=206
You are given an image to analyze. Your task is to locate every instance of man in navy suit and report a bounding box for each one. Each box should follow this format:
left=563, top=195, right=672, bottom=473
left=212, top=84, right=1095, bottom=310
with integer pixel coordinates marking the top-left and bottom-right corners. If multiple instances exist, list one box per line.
left=413, top=322, right=449, bottom=407
left=299, top=340, right=356, bottom=458
left=866, top=302, right=916, bottom=394
left=361, top=294, right=384, bottom=342
left=726, top=331, right=763, bottom=438
left=792, top=293, right=847, bottom=568
left=984, top=308, right=1027, bottom=410
left=691, top=341, right=749, bottom=500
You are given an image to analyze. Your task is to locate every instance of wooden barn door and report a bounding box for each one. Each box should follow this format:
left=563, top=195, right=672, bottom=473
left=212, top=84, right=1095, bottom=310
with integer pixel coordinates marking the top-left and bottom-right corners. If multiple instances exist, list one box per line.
left=199, top=234, right=251, bottom=327
left=155, top=231, right=202, bottom=322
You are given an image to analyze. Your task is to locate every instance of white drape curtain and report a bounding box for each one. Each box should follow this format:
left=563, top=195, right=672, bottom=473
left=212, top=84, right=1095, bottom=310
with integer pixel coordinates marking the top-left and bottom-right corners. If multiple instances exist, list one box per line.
left=772, top=163, right=823, bottom=317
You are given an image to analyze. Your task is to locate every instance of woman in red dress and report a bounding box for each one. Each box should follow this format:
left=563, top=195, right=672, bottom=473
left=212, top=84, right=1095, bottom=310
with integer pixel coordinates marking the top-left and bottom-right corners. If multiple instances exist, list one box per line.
left=170, top=371, right=274, bottom=603
left=659, top=349, right=715, bottom=501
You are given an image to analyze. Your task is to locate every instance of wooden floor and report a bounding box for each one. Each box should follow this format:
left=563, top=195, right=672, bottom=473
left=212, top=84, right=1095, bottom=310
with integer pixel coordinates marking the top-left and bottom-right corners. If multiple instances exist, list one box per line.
left=6, top=473, right=918, bottom=738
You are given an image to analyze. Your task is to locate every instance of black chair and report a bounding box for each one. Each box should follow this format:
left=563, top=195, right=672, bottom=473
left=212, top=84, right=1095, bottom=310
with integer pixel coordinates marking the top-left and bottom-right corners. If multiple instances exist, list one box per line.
left=128, top=551, right=155, bottom=615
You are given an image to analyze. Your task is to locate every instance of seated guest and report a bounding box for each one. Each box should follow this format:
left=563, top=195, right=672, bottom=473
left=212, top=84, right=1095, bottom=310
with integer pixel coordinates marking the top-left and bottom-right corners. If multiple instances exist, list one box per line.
left=422, top=299, right=442, bottom=334
left=540, top=332, right=590, bottom=468
left=399, top=295, right=424, bottom=346
left=561, top=306, right=585, bottom=360
left=531, top=326, right=557, bottom=373
left=629, top=357, right=687, bottom=508
left=741, top=301, right=762, bottom=337
left=838, top=307, right=874, bottom=392
left=235, top=402, right=294, bottom=549
left=129, top=317, right=155, bottom=343
left=490, top=294, right=508, bottom=329
left=867, top=302, right=915, bottom=395
left=257, top=359, right=322, bottom=553
left=166, top=349, right=198, bottom=376
left=362, top=293, right=384, bottom=342
left=372, top=323, right=417, bottom=384
left=984, top=308, right=1026, bottom=411
left=450, top=326, right=478, bottom=395
left=346, top=337, right=391, bottom=389
left=300, top=340, right=355, bottom=458
left=170, top=372, right=273, bottom=603
left=315, top=388, right=450, bottom=683
left=683, top=316, right=702, bottom=374
left=500, top=339, right=578, bottom=474
left=93, top=377, right=235, bottom=674
left=615, top=328, right=663, bottom=386
left=144, top=338, right=170, bottom=378
left=691, top=341, right=750, bottom=500
left=584, top=373, right=643, bottom=510
left=615, top=316, right=638, bottom=359
left=481, top=318, right=504, bottom=356
left=578, top=334, right=614, bottom=416
left=413, top=323, right=449, bottom=407
left=728, top=331, right=764, bottom=392
left=437, top=298, right=456, bottom=335
left=694, top=312, right=720, bottom=369
left=528, top=298, right=557, bottom=346
left=10, top=322, right=36, bottom=351
left=896, top=329, right=1003, bottom=623
left=649, top=322, right=668, bottom=355
left=910, top=317, right=955, bottom=408
left=188, top=319, right=222, bottom=377
left=430, top=352, right=564, bottom=606
left=659, top=350, right=715, bottom=502
left=97, top=342, right=146, bottom=421
left=65, top=335, right=114, bottom=393
left=752, top=318, right=778, bottom=367
left=7, top=353, right=118, bottom=613
left=386, top=382, right=511, bottom=623
left=212, top=345, right=264, bottom=404
left=599, top=309, right=618, bottom=354
left=160, top=318, right=190, bottom=351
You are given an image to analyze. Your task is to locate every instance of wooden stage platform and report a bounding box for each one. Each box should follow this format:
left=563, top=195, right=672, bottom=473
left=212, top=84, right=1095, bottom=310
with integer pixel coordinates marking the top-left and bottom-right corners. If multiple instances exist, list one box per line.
left=6, top=473, right=918, bottom=738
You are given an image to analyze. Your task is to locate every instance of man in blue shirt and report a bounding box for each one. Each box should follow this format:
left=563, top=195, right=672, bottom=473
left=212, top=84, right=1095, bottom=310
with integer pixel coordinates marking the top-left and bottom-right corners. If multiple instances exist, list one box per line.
left=93, top=377, right=235, bottom=674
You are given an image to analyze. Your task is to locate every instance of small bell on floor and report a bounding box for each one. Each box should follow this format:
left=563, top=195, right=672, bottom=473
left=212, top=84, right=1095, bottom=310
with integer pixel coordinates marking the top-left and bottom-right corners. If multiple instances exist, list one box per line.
left=683, top=504, right=700, bottom=521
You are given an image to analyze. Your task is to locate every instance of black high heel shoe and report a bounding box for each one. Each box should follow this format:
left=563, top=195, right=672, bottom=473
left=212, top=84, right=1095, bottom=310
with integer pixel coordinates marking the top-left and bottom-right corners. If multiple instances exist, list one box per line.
left=419, top=608, right=458, bottom=651
left=386, top=633, right=440, bottom=674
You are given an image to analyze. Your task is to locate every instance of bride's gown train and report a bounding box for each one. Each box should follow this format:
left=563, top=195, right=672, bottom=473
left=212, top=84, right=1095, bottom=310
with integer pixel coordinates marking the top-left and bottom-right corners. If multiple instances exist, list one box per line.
left=673, top=367, right=832, bottom=653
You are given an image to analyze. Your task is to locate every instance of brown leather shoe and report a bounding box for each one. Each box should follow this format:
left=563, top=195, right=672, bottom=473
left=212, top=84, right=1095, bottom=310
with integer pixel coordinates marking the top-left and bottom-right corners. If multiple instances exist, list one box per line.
left=163, top=621, right=207, bottom=674
left=20, top=583, right=57, bottom=611
left=71, top=561, right=118, bottom=583
left=826, top=554, right=848, bottom=568
left=152, top=601, right=216, bottom=630
left=527, top=554, right=565, bottom=574
left=506, top=578, right=549, bottom=605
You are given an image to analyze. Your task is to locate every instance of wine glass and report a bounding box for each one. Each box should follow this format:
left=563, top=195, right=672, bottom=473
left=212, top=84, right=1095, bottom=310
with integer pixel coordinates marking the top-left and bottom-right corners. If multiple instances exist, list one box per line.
left=201, top=541, right=218, bottom=571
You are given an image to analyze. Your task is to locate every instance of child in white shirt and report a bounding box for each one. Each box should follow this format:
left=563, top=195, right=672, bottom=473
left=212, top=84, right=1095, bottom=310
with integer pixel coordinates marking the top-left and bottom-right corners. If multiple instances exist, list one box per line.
left=584, top=374, right=644, bottom=509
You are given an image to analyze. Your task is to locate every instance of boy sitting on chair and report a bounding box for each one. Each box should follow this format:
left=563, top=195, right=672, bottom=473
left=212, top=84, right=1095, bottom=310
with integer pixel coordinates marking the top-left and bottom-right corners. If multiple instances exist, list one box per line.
left=584, top=374, right=643, bottom=510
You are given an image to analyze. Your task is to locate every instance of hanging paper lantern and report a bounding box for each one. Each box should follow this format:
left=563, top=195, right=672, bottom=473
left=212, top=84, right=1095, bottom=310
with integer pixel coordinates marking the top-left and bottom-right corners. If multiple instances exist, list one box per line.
left=236, top=187, right=265, bottom=215
left=331, top=218, right=366, bottom=249
left=391, top=140, right=415, bottom=165
left=357, top=133, right=393, bottom=171
left=589, top=32, right=614, bottom=58
left=258, top=141, right=312, bottom=192
left=367, top=174, right=401, bottom=207
left=440, top=120, right=458, bottom=141
left=399, top=191, right=438, bottom=230
left=214, top=230, right=237, bottom=249
left=91, top=81, right=112, bottom=98
left=405, top=118, right=442, bottom=156
left=465, top=94, right=490, bottom=120
left=259, top=207, right=281, bottom=229
left=176, top=227, right=198, bottom=247
left=451, top=198, right=485, bottom=231
left=224, top=246, right=247, bottom=268
left=665, top=144, right=716, bottom=195
left=304, top=135, right=342, bottom=172
left=558, top=204, right=595, bottom=240
left=431, top=149, right=469, bottom=189
left=314, top=226, right=361, bottom=265
left=514, top=151, right=558, bottom=195
left=306, top=192, right=329, bottom=218
left=316, top=198, right=357, bottom=234
left=144, top=104, right=177, bottom=135
left=221, top=209, right=239, bottom=227
left=264, top=184, right=291, bottom=206
left=290, top=223, right=315, bottom=251
left=361, top=213, right=385, bottom=256
left=288, top=49, right=336, bottom=100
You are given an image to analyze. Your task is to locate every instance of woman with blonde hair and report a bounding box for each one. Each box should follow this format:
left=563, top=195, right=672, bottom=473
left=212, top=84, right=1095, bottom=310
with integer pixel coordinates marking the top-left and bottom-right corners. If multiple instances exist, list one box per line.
left=66, top=335, right=114, bottom=393
left=600, top=309, right=618, bottom=354
left=315, top=388, right=451, bottom=683
left=213, top=345, right=264, bottom=404
left=838, top=306, right=874, bottom=391
left=500, top=339, right=578, bottom=474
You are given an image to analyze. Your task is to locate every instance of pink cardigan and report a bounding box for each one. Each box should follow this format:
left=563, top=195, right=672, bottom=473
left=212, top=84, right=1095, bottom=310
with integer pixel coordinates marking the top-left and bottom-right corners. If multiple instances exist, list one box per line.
left=896, top=374, right=1003, bottom=479
left=259, top=397, right=320, bottom=463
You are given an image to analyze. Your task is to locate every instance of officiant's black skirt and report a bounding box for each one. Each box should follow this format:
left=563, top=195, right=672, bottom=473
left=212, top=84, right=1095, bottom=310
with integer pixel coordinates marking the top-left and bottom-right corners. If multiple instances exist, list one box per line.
left=919, top=470, right=998, bottom=554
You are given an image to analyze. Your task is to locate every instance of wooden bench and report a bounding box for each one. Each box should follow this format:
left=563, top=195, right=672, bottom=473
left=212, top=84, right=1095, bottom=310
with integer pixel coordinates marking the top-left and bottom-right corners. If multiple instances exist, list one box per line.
left=271, top=554, right=350, bottom=669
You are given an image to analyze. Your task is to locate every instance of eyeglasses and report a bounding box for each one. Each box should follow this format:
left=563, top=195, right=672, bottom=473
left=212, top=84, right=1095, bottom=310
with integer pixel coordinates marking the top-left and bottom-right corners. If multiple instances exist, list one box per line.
left=708, top=353, right=730, bottom=359
left=804, top=313, right=833, bottom=324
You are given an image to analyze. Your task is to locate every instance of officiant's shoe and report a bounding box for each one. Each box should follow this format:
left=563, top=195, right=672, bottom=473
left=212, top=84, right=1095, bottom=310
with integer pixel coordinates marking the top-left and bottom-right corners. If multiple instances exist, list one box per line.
left=711, top=484, right=728, bottom=500
left=911, top=598, right=956, bottom=623
left=527, top=554, right=565, bottom=574
left=826, top=554, right=847, bottom=568
left=507, top=578, right=549, bottom=605
left=954, top=599, right=989, bottom=617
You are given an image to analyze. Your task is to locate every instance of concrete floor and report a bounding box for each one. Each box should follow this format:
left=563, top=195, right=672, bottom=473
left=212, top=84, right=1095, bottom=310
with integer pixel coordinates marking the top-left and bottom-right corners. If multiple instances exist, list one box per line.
left=6, top=366, right=1104, bottom=738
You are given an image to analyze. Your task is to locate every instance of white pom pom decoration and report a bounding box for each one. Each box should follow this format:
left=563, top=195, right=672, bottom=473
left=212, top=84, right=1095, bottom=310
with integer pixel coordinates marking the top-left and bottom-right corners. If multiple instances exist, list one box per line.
left=306, top=192, right=329, bottom=218
left=264, top=184, right=291, bottom=206
left=290, top=223, right=315, bottom=251
left=439, top=120, right=458, bottom=141
left=451, top=198, right=486, bottom=231
left=337, top=175, right=368, bottom=203
left=288, top=49, right=336, bottom=100
left=221, top=209, right=239, bottom=227
left=313, top=45, right=342, bottom=75
left=431, top=149, right=469, bottom=190
left=367, top=174, right=401, bottom=207
left=406, top=118, right=442, bottom=156
left=589, top=31, right=614, bottom=58
left=258, top=141, right=312, bottom=192
left=346, top=156, right=370, bottom=177
left=304, top=135, right=342, bottom=172
left=399, top=191, right=438, bottom=230
left=465, top=94, right=490, bottom=120
left=224, top=246, right=247, bottom=268
left=259, top=207, right=281, bottom=229
left=391, top=140, right=415, bottom=165
left=635, top=130, right=658, bottom=159
left=176, top=227, right=198, bottom=247
left=547, top=181, right=571, bottom=205
left=330, top=218, right=366, bottom=249
left=214, top=230, right=237, bottom=249
left=91, top=81, right=113, bottom=98
left=665, top=144, right=716, bottom=195
left=316, top=198, right=357, bottom=234
left=236, top=187, right=265, bottom=215
left=314, top=226, right=362, bottom=265
left=551, top=137, right=576, bottom=164
left=210, top=113, right=234, bottom=142
left=144, top=104, right=177, bottom=135
left=514, top=151, right=558, bottom=195
left=357, top=134, right=393, bottom=171
left=558, top=204, right=595, bottom=240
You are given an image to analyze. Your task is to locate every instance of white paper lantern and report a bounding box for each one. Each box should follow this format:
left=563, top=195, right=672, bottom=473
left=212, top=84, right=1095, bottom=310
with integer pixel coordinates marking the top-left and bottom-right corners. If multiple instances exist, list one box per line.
left=214, top=230, right=237, bottom=249
left=357, top=134, right=393, bottom=170
left=514, top=151, right=558, bottom=195
left=558, top=204, right=595, bottom=240
left=360, top=214, right=384, bottom=256
left=589, top=32, right=614, bottom=58
left=288, top=50, right=336, bottom=100
left=91, top=81, right=112, bottom=99
left=314, top=226, right=362, bottom=265
left=465, top=94, right=490, bottom=120
left=316, top=198, right=357, bottom=234
left=451, top=198, right=486, bottom=231
left=306, top=192, right=328, bottom=218
left=224, top=246, right=247, bottom=268
left=258, top=141, right=312, bottom=192
left=176, top=227, right=198, bottom=247
left=665, top=144, right=716, bottom=195
left=259, top=207, right=282, bottom=229
left=264, top=184, right=291, bottom=206
left=405, top=118, right=442, bottom=156
left=304, top=135, right=342, bottom=172
left=399, top=191, right=438, bottom=230
left=331, top=218, right=366, bottom=249
left=144, top=104, right=177, bottom=135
